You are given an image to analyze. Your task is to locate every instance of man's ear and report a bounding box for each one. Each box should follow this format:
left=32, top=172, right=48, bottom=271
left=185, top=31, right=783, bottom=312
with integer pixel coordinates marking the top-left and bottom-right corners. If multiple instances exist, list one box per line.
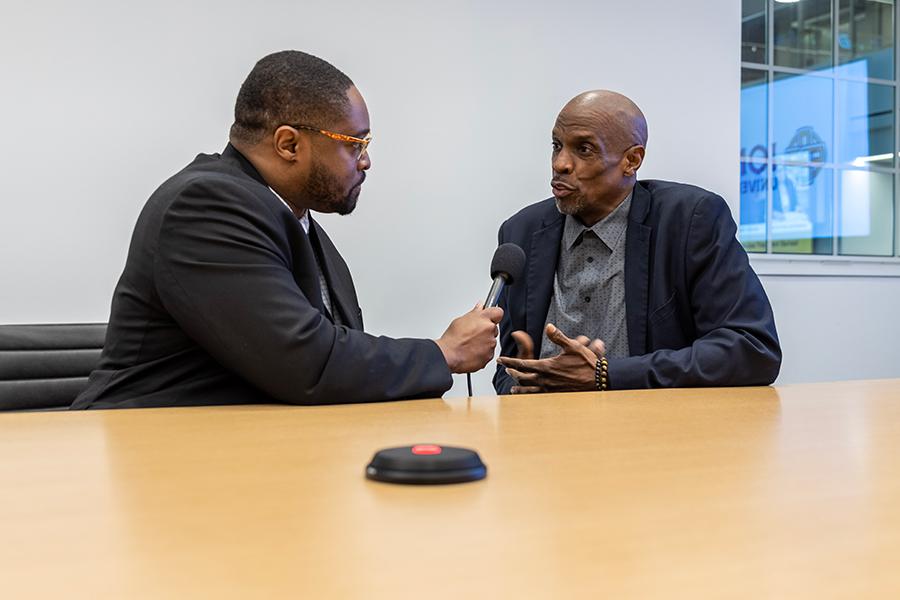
left=272, top=126, right=308, bottom=162
left=623, top=145, right=645, bottom=177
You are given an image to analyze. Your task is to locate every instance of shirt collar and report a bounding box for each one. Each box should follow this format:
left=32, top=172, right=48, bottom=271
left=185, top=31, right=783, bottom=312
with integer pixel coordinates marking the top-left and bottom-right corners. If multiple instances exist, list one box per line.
left=562, top=188, right=634, bottom=251
left=269, top=187, right=310, bottom=234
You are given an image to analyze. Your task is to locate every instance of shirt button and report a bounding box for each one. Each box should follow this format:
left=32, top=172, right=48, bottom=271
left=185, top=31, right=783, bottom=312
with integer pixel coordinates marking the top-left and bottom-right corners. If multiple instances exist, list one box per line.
left=587, top=257, right=594, bottom=263
left=584, top=296, right=591, bottom=303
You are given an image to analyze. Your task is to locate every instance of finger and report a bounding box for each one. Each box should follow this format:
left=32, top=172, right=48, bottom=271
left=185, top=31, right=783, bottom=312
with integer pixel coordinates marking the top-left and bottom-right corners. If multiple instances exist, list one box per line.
left=472, top=302, right=484, bottom=312
left=590, top=339, right=606, bottom=357
left=511, top=330, right=534, bottom=360
left=504, top=367, right=539, bottom=384
left=511, top=386, right=543, bottom=394
left=545, top=323, right=577, bottom=350
left=575, top=335, right=590, bottom=346
left=484, top=306, right=504, bottom=324
left=497, top=356, right=546, bottom=372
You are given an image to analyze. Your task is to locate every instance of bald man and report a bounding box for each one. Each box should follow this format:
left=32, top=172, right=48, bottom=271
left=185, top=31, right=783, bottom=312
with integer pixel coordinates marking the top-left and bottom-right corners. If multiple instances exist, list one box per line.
left=493, top=91, right=781, bottom=393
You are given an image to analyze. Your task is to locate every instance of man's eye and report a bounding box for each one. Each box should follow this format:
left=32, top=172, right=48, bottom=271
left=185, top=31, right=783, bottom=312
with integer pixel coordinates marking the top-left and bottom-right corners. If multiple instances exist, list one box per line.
left=579, top=145, right=594, bottom=155
left=551, top=141, right=562, bottom=152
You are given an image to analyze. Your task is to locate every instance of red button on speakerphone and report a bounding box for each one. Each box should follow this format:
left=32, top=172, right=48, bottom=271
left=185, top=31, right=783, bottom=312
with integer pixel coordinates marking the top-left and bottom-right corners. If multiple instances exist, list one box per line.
left=366, top=445, right=486, bottom=484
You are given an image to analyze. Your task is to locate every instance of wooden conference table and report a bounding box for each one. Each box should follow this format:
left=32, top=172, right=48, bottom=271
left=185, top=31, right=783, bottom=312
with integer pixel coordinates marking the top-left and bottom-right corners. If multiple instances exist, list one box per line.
left=2, top=379, right=899, bottom=599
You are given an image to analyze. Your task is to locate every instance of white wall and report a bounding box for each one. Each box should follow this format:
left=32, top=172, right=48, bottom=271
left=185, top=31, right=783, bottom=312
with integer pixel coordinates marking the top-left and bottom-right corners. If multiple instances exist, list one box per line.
left=7, top=1, right=890, bottom=396
left=758, top=274, right=900, bottom=384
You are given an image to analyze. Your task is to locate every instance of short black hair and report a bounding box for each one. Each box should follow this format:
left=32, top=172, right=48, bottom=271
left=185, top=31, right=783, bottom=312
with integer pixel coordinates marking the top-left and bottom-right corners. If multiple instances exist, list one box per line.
left=230, top=50, right=354, bottom=144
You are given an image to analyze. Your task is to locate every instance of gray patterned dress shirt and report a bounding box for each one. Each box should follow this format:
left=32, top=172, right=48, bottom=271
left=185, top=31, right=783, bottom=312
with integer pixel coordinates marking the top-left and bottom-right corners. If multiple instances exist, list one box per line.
left=540, top=191, right=632, bottom=359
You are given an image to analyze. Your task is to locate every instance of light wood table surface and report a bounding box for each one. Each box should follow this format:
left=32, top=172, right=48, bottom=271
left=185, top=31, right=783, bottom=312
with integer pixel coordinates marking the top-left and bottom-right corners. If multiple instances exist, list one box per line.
left=2, top=380, right=900, bottom=599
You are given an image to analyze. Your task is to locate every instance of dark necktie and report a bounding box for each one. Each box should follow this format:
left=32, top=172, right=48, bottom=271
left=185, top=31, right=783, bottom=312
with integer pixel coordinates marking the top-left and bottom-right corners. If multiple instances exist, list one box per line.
left=307, top=225, right=342, bottom=326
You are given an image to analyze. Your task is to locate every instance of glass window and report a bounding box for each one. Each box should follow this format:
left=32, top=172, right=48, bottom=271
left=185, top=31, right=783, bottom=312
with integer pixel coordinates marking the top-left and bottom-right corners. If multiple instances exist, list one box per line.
left=772, top=72, right=833, bottom=165
left=838, top=0, right=895, bottom=81
left=741, top=162, right=769, bottom=253
left=741, top=69, right=769, bottom=252
left=774, top=0, right=834, bottom=70
left=740, top=0, right=899, bottom=260
left=743, top=0, right=768, bottom=64
left=837, top=80, right=894, bottom=166
left=742, top=69, right=769, bottom=159
left=839, top=169, right=895, bottom=255
left=772, top=165, right=834, bottom=254
left=897, top=186, right=900, bottom=254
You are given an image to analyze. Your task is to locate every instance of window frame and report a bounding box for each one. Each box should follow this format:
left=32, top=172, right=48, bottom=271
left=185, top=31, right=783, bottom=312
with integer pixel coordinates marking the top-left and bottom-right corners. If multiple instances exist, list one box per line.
left=741, top=0, right=900, bottom=275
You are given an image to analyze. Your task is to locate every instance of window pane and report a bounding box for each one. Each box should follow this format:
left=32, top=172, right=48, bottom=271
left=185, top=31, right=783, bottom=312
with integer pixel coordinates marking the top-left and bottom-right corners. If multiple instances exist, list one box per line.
left=774, top=0, right=834, bottom=70
left=838, top=80, right=895, bottom=166
left=740, top=68, right=769, bottom=254
left=772, top=165, right=834, bottom=254
left=741, top=161, right=768, bottom=252
left=897, top=189, right=900, bottom=255
left=838, top=169, right=895, bottom=255
left=773, top=72, right=833, bottom=166
left=741, top=69, right=769, bottom=159
left=743, top=0, right=768, bottom=64
left=838, top=0, right=895, bottom=80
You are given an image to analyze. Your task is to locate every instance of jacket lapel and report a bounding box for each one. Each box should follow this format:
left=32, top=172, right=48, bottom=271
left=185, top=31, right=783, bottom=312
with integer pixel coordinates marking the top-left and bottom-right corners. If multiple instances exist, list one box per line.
left=526, top=210, right=565, bottom=346
left=292, top=231, right=330, bottom=317
left=624, top=182, right=652, bottom=356
left=221, top=144, right=336, bottom=321
left=308, top=218, right=364, bottom=331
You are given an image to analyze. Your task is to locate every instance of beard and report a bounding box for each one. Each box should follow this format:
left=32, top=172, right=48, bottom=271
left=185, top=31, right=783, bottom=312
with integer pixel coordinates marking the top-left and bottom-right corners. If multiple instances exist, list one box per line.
left=307, top=158, right=364, bottom=216
left=554, top=193, right=586, bottom=218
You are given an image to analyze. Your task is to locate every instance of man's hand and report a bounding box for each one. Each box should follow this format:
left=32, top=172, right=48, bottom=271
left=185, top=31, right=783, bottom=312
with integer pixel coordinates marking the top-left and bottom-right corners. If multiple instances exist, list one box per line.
left=497, top=324, right=605, bottom=393
left=436, top=304, right=504, bottom=373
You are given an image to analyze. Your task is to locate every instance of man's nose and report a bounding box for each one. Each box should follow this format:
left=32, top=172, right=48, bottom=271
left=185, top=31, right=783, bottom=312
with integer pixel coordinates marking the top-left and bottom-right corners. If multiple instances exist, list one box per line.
left=358, top=151, right=371, bottom=171
left=552, top=151, right=572, bottom=174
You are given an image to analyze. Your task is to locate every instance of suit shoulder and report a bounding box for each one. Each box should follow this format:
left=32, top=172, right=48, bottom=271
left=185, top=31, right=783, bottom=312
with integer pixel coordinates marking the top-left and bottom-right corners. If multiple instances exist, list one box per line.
left=168, top=155, right=268, bottom=202
left=640, top=179, right=728, bottom=214
left=641, top=179, right=723, bottom=200
left=142, top=154, right=284, bottom=227
left=500, top=198, right=558, bottom=232
left=134, top=153, right=289, bottom=248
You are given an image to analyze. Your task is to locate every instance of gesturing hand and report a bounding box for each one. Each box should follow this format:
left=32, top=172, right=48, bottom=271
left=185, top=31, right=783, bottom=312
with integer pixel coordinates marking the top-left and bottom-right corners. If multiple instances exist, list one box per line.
left=498, top=324, right=605, bottom=394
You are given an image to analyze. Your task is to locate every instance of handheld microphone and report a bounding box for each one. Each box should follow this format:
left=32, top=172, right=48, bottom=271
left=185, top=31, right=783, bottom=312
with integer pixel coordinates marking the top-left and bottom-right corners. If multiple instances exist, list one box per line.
left=484, top=243, right=526, bottom=307
left=468, top=243, right=526, bottom=396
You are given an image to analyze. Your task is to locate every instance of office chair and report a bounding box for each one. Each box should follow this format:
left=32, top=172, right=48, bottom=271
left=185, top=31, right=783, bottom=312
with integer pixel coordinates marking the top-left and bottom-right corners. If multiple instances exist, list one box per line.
left=0, top=323, right=107, bottom=411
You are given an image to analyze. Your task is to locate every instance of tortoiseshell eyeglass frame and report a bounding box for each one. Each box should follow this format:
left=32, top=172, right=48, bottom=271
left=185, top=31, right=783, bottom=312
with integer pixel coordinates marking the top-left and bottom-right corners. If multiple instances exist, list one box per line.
left=289, top=124, right=372, bottom=160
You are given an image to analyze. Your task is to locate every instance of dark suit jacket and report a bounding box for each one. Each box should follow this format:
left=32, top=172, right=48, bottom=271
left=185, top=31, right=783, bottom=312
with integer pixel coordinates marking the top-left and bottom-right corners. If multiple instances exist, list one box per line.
left=493, top=179, right=781, bottom=393
left=72, top=144, right=451, bottom=409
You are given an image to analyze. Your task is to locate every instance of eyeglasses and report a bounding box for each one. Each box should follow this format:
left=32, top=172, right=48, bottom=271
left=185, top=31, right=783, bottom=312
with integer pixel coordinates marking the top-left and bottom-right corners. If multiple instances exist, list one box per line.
left=289, top=124, right=372, bottom=160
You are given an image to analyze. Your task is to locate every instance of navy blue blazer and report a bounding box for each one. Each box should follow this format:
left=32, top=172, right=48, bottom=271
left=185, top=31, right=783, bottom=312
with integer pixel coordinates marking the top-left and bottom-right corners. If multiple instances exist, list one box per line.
left=493, top=179, right=781, bottom=393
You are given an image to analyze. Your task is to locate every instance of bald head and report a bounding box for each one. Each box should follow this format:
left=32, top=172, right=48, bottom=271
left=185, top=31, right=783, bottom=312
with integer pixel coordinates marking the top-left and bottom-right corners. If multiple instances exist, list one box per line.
left=560, top=90, right=648, bottom=153
left=550, top=90, right=647, bottom=226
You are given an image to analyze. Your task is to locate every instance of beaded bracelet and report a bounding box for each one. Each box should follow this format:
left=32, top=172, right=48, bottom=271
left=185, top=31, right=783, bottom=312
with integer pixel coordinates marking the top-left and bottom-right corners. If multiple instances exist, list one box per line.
left=595, top=357, right=609, bottom=391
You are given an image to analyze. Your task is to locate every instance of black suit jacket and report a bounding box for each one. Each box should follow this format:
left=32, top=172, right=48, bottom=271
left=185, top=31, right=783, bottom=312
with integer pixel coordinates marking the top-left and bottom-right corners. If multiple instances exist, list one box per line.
left=73, top=145, right=451, bottom=409
left=493, top=180, right=781, bottom=393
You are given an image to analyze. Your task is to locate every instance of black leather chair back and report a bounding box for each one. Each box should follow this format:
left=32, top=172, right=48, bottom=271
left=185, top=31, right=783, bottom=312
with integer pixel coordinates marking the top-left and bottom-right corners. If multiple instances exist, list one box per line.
left=0, top=324, right=107, bottom=411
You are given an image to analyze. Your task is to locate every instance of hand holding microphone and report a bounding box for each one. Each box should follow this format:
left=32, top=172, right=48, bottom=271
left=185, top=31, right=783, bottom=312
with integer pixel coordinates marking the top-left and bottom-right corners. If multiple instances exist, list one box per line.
left=436, top=303, right=503, bottom=373
left=434, top=243, right=526, bottom=375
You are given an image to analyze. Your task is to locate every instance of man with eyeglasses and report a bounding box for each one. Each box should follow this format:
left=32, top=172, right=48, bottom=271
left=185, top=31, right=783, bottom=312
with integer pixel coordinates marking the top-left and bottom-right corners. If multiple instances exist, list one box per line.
left=72, top=50, right=501, bottom=409
left=493, top=90, right=781, bottom=394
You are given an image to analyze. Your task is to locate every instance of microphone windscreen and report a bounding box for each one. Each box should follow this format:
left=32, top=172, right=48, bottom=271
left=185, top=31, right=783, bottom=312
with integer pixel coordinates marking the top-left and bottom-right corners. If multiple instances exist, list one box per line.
left=490, top=243, right=526, bottom=284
